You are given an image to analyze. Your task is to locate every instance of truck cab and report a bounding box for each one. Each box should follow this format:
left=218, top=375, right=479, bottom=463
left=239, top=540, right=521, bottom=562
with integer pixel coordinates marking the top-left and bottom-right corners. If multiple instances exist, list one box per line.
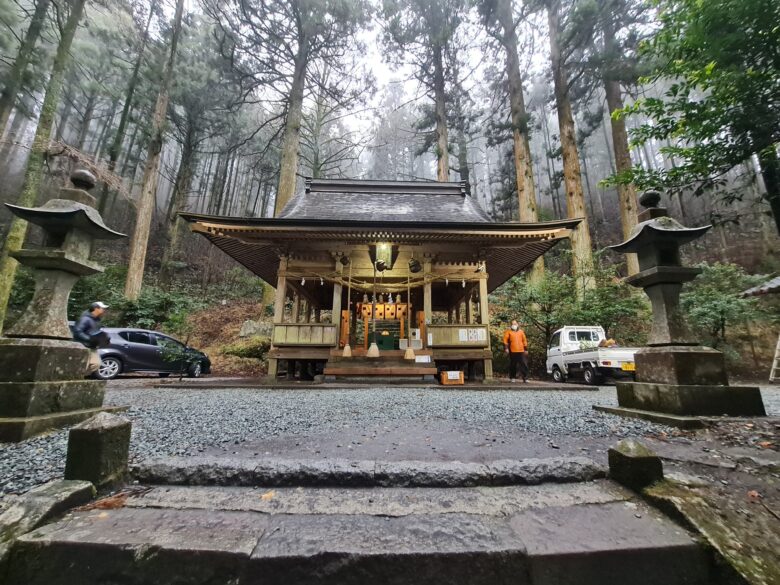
left=546, top=326, right=637, bottom=385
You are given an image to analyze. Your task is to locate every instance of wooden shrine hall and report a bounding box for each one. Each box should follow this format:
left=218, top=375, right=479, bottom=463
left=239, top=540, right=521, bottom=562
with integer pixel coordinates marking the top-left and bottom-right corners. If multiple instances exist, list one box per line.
left=181, top=179, right=580, bottom=381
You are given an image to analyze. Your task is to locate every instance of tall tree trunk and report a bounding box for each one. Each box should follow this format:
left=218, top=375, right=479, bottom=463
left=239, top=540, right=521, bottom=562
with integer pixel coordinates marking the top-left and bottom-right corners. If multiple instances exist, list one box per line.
left=160, top=132, right=196, bottom=284
left=55, top=83, right=74, bottom=141
left=539, top=102, right=561, bottom=218
left=98, top=1, right=156, bottom=215
left=124, top=0, right=185, bottom=300
left=118, top=121, right=140, bottom=177
left=76, top=89, right=97, bottom=151
left=432, top=44, right=449, bottom=182
left=495, top=0, right=544, bottom=280
left=605, top=78, right=640, bottom=274
left=456, top=127, right=470, bottom=186
left=0, top=0, right=86, bottom=331
left=0, top=0, right=51, bottom=136
left=94, top=100, right=118, bottom=160
left=759, top=148, right=780, bottom=235
left=548, top=0, right=594, bottom=295
left=275, top=40, right=308, bottom=215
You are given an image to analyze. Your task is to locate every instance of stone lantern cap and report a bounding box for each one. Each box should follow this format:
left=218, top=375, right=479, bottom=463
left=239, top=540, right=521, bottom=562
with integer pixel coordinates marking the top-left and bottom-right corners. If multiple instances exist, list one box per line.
left=609, top=215, right=711, bottom=254
left=609, top=190, right=711, bottom=254
left=5, top=199, right=125, bottom=240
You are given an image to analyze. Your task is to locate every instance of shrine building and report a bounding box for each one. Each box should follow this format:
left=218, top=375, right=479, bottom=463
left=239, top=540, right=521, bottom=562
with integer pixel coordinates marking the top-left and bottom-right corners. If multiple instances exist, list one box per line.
left=181, top=179, right=579, bottom=381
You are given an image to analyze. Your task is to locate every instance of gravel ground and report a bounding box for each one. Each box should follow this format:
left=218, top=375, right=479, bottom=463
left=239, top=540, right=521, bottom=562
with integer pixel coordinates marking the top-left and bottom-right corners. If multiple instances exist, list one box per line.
left=1, top=384, right=778, bottom=497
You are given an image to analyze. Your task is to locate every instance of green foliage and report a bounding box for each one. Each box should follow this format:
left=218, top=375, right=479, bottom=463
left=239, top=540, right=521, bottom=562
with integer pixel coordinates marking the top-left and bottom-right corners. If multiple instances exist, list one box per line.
left=68, top=265, right=128, bottom=319
left=568, top=259, right=651, bottom=345
left=221, top=336, right=271, bottom=360
left=681, top=262, right=767, bottom=350
left=490, top=251, right=651, bottom=374
left=611, top=0, right=780, bottom=226
left=113, top=288, right=206, bottom=331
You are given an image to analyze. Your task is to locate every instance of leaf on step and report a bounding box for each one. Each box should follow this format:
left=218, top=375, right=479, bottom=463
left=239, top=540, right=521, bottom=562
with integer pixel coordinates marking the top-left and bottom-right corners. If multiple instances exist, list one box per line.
left=747, top=490, right=762, bottom=502
left=757, top=441, right=773, bottom=448
left=260, top=490, right=276, bottom=501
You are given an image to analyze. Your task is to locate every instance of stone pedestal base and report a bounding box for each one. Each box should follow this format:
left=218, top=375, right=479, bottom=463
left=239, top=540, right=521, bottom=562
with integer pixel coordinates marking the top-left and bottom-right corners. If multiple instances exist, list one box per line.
left=0, top=380, right=105, bottom=418
left=635, top=346, right=728, bottom=386
left=0, top=338, right=90, bottom=382
left=0, top=337, right=115, bottom=442
left=616, top=382, right=765, bottom=417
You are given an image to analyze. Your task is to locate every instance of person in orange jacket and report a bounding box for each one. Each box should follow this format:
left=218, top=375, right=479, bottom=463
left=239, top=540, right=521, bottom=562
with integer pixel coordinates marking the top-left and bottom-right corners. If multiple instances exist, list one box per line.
left=503, top=320, right=529, bottom=383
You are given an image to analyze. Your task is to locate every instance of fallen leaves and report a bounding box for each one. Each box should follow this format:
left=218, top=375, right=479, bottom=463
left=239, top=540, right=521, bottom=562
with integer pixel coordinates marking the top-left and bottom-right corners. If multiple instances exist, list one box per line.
left=260, top=490, right=276, bottom=501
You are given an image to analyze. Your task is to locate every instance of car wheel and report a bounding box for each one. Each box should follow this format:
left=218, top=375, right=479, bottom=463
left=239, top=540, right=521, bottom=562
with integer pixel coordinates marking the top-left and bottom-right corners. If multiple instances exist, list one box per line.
left=583, top=366, right=602, bottom=386
left=552, top=366, right=566, bottom=383
left=158, top=373, right=170, bottom=378
left=96, top=357, right=122, bottom=380
left=187, top=362, right=202, bottom=378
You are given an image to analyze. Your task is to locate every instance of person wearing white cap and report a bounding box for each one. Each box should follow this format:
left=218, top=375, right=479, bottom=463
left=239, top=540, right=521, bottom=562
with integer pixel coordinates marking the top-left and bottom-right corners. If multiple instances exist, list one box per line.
left=73, top=302, right=109, bottom=348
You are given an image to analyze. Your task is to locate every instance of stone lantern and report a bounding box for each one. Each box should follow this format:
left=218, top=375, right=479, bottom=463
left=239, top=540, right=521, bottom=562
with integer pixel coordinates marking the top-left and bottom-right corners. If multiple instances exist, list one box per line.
left=599, top=190, right=765, bottom=425
left=0, top=170, right=127, bottom=442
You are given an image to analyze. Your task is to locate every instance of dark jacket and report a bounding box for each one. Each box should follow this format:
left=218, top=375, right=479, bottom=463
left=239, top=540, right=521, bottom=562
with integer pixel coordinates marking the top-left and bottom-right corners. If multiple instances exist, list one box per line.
left=74, top=311, right=101, bottom=348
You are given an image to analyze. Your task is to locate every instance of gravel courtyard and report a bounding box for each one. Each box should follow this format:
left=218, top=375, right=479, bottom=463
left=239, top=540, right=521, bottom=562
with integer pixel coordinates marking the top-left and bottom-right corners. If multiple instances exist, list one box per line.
left=2, top=383, right=779, bottom=497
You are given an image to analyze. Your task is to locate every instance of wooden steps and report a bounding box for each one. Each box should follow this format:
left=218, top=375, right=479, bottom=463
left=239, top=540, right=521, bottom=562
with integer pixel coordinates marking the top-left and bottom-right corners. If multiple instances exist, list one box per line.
left=324, top=355, right=437, bottom=380
left=324, top=367, right=438, bottom=376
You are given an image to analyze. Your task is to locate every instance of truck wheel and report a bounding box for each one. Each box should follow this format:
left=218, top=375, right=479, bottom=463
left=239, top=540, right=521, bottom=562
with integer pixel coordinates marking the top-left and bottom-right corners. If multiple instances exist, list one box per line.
left=552, top=366, right=566, bottom=383
left=583, top=366, right=602, bottom=386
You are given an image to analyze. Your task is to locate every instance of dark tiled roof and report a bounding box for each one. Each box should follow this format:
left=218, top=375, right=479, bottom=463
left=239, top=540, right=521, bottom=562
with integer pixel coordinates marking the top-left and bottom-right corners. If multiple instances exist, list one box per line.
left=278, top=179, right=492, bottom=223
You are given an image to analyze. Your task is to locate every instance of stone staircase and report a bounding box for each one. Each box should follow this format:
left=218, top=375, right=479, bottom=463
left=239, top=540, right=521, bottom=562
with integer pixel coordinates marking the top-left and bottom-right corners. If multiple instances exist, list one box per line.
left=4, top=456, right=714, bottom=585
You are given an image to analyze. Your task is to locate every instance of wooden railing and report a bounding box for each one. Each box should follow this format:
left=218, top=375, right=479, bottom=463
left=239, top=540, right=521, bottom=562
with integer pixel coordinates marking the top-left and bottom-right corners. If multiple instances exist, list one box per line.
left=273, top=323, right=338, bottom=346
left=427, top=324, right=490, bottom=348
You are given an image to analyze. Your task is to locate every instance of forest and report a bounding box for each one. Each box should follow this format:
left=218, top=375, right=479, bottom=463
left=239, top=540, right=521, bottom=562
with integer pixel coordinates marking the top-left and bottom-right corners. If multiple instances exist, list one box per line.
left=0, top=0, right=777, bottom=375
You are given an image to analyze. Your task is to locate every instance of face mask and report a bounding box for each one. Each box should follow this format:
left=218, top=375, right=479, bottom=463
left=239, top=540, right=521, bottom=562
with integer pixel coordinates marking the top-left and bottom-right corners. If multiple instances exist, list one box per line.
left=511, top=325, right=518, bottom=331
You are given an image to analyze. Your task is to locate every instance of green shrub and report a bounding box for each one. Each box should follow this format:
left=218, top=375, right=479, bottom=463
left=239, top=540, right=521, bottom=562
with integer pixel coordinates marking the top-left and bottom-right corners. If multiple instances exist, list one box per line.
left=115, top=288, right=206, bottom=330
left=221, top=336, right=271, bottom=360
left=681, top=262, right=767, bottom=352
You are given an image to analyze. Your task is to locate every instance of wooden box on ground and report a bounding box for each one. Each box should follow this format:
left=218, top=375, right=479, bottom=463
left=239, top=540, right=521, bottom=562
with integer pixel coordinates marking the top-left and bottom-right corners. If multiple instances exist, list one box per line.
left=440, top=371, right=464, bottom=385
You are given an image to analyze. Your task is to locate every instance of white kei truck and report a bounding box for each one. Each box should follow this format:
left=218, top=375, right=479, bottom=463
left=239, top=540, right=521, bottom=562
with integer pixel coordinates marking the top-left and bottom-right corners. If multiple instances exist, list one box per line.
left=546, top=326, right=638, bottom=385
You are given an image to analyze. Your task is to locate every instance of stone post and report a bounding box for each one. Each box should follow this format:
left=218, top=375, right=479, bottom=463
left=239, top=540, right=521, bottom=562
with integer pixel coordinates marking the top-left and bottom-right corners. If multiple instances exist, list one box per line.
left=65, top=412, right=131, bottom=488
left=0, top=170, right=127, bottom=442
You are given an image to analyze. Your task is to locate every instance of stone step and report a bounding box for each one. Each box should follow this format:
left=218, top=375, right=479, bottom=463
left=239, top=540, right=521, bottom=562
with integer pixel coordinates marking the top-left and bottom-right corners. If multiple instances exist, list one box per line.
left=6, top=483, right=711, bottom=585
left=131, top=455, right=607, bottom=488
left=0, top=405, right=128, bottom=443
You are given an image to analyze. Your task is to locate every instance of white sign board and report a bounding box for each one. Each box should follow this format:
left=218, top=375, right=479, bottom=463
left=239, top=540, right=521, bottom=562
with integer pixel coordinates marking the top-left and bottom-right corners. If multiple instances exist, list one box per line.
left=415, top=355, right=431, bottom=363
left=446, top=371, right=461, bottom=380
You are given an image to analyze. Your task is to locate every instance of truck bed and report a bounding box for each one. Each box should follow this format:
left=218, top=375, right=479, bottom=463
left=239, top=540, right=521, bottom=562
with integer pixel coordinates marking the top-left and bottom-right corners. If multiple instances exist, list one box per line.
left=561, top=347, right=638, bottom=362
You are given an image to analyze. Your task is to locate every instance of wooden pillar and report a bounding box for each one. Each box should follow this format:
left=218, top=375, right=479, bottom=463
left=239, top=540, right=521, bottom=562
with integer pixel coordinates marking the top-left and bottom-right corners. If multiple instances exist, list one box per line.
left=447, top=309, right=453, bottom=324
left=314, top=309, right=321, bottom=323
left=292, top=293, right=300, bottom=323
left=423, top=257, right=432, bottom=347
left=455, top=303, right=461, bottom=324
left=479, top=275, right=493, bottom=380
left=269, top=256, right=288, bottom=379
left=466, top=285, right=475, bottom=324
left=302, top=300, right=310, bottom=323
left=332, top=256, right=343, bottom=326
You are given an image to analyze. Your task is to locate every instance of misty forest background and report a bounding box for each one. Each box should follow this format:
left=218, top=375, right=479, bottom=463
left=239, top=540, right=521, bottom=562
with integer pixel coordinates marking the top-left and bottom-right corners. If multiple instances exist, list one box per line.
left=0, top=0, right=777, bottom=377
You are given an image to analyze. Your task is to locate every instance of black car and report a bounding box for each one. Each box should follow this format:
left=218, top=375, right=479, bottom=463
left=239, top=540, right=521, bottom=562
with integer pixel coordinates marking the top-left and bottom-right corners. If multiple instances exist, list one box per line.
left=95, top=328, right=211, bottom=380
